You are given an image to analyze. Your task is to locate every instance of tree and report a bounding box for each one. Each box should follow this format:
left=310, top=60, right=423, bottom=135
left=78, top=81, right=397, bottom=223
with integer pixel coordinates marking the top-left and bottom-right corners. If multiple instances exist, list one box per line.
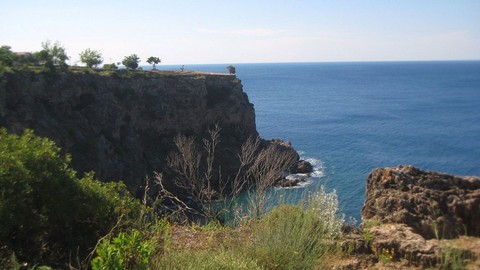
left=146, top=56, right=161, bottom=70
left=36, top=40, right=69, bottom=71
left=79, top=48, right=103, bottom=68
left=0, top=45, right=14, bottom=66
left=227, top=65, right=236, bottom=74
left=122, top=54, right=140, bottom=69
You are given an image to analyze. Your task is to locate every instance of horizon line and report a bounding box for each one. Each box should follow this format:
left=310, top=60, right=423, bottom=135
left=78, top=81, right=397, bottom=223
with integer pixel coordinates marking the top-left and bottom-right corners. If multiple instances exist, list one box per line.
left=143, top=59, right=480, bottom=67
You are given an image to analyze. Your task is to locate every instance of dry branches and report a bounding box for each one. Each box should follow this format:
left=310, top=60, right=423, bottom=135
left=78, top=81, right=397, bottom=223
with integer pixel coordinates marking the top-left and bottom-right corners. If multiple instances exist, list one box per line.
left=158, top=125, right=298, bottom=222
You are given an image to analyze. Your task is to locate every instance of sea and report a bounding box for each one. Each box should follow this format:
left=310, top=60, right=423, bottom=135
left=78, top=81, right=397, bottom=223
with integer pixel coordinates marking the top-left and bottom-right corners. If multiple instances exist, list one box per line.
left=156, top=61, right=480, bottom=221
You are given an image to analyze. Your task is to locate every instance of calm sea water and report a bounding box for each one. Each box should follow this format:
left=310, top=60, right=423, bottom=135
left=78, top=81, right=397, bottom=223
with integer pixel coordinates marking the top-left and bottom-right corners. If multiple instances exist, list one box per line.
left=158, top=61, right=480, bottom=220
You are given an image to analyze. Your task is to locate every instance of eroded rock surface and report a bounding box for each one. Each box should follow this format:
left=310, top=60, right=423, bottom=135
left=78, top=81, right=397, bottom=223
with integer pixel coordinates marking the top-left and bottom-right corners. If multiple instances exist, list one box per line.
left=361, top=165, right=480, bottom=239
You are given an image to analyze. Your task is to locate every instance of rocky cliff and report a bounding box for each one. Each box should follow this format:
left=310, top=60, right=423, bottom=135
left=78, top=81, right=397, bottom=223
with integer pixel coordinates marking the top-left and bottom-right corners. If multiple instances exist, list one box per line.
left=362, top=165, right=480, bottom=239
left=0, top=70, right=257, bottom=195
left=340, top=165, right=480, bottom=269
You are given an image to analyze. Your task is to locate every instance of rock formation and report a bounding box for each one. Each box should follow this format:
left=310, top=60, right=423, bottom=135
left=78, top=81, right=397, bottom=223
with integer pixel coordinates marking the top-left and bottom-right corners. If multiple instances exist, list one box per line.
left=0, top=70, right=257, bottom=195
left=362, top=165, right=480, bottom=239
left=354, top=165, right=480, bottom=268
left=291, top=160, right=313, bottom=174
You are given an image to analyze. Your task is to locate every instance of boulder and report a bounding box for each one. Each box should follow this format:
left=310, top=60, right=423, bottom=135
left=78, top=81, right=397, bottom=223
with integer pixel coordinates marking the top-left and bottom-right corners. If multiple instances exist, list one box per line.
left=291, top=160, right=314, bottom=174
left=361, top=165, right=480, bottom=239
left=275, top=177, right=307, bottom=188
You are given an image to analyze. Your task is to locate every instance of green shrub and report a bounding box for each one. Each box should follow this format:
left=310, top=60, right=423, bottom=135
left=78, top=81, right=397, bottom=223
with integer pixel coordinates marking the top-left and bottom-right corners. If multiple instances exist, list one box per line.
left=247, top=188, right=343, bottom=269
left=0, top=129, right=142, bottom=267
left=103, top=63, right=118, bottom=71
left=91, top=230, right=155, bottom=270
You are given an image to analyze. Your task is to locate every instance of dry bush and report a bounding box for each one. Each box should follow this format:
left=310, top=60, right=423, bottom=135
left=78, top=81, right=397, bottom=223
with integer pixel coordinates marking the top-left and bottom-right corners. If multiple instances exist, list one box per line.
left=157, top=126, right=297, bottom=222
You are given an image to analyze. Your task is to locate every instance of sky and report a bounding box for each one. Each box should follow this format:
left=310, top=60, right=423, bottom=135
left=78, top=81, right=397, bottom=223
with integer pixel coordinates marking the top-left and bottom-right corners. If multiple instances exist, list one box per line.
left=1, top=0, right=479, bottom=65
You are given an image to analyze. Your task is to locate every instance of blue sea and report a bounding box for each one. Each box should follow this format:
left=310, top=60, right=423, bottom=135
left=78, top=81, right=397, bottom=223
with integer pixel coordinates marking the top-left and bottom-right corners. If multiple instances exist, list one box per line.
left=157, top=61, right=480, bottom=220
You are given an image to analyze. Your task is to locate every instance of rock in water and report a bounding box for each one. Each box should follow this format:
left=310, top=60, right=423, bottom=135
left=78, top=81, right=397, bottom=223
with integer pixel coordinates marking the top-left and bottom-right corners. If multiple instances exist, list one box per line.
left=361, top=165, right=480, bottom=239
left=291, top=160, right=314, bottom=174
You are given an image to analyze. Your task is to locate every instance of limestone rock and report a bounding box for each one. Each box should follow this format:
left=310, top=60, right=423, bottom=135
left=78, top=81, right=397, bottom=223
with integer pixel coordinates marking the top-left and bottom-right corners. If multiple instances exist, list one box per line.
left=361, top=165, right=480, bottom=239
left=368, top=223, right=442, bottom=267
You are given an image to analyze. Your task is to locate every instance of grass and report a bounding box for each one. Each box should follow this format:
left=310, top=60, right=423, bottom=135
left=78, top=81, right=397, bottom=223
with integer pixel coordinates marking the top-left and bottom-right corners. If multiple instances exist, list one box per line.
left=158, top=249, right=264, bottom=270
left=438, top=246, right=468, bottom=270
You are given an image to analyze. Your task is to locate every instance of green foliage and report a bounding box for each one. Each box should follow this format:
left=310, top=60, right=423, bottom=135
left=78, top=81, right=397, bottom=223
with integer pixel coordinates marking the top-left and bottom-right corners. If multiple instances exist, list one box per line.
left=103, top=63, right=118, bottom=71
left=247, top=189, right=343, bottom=270
left=0, top=61, right=13, bottom=77
left=146, top=56, right=161, bottom=70
left=227, top=65, right=236, bottom=74
left=91, top=230, right=155, bottom=270
left=0, top=129, right=142, bottom=267
left=0, top=45, right=14, bottom=66
left=35, top=41, right=69, bottom=72
left=79, top=48, right=103, bottom=68
left=122, top=54, right=140, bottom=69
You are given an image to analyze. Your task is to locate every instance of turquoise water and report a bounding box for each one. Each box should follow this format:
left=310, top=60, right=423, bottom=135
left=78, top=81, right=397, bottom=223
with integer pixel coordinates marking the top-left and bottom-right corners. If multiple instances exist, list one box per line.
left=157, top=61, right=480, bottom=220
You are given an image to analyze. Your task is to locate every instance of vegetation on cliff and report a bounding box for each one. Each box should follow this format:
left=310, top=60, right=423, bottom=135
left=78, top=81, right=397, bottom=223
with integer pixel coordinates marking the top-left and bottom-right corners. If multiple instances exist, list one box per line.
left=0, top=130, right=344, bottom=269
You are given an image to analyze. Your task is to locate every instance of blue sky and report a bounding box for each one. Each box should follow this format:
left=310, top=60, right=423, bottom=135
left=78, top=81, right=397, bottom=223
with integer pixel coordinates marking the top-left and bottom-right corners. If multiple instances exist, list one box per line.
left=1, top=0, right=479, bottom=65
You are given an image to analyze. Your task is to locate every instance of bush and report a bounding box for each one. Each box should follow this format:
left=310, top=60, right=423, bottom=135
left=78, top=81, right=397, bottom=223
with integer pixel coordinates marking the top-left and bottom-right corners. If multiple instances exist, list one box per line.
left=247, top=188, right=344, bottom=269
left=103, top=63, right=118, bottom=71
left=0, top=129, right=142, bottom=267
left=91, top=230, right=155, bottom=270
left=91, top=216, right=170, bottom=270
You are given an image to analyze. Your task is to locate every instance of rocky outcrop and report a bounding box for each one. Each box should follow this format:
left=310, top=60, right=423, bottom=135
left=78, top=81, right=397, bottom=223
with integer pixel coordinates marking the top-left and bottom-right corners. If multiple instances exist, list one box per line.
left=291, top=160, right=313, bottom=174
left=0, top=70, right=257, bottom=195
left=276, top=177, right=306, bottom=188
left=361, top=165, right=480, bottom=239
left=367, top=223, right=442, bottom=266
left=355, top=165, right=480, bottom=268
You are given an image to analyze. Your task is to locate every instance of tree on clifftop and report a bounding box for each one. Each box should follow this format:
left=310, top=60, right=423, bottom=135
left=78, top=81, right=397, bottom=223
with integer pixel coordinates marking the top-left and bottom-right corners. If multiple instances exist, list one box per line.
left=79, top=48, right=103, bottom=68
left=146, top=56, right=161, bottom=70
left=227, top=65, right=236, bottom=74
left=122, top=54, right=140, bottom=69
left=36, top=40, right=69, bottom=71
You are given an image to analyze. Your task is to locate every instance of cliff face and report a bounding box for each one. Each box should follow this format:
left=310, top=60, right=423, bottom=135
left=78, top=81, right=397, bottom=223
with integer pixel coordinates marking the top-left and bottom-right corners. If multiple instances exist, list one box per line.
left=0, top=70, right=257, bottom=194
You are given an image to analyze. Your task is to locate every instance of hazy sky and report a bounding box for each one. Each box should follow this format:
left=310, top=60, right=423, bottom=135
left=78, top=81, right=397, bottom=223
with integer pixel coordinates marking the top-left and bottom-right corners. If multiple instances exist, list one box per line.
left=2, top=0, right=479, bottom=65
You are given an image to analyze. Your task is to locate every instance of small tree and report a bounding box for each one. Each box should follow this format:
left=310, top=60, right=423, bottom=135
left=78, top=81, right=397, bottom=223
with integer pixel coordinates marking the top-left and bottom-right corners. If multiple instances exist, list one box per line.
left=122, top=54, right=140, bottom=69
left=227, top=65, right=236, bottom=74
left=146, top=56, right=161, bottom=70
left=37, top=40, right=69, bottom=71
left=79, top=48, right=103, bottom=68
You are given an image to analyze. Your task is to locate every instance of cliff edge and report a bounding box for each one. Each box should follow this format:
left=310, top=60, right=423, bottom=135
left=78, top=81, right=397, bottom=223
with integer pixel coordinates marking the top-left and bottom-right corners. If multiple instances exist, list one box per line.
left=0, top=70, right=257, bottom=194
